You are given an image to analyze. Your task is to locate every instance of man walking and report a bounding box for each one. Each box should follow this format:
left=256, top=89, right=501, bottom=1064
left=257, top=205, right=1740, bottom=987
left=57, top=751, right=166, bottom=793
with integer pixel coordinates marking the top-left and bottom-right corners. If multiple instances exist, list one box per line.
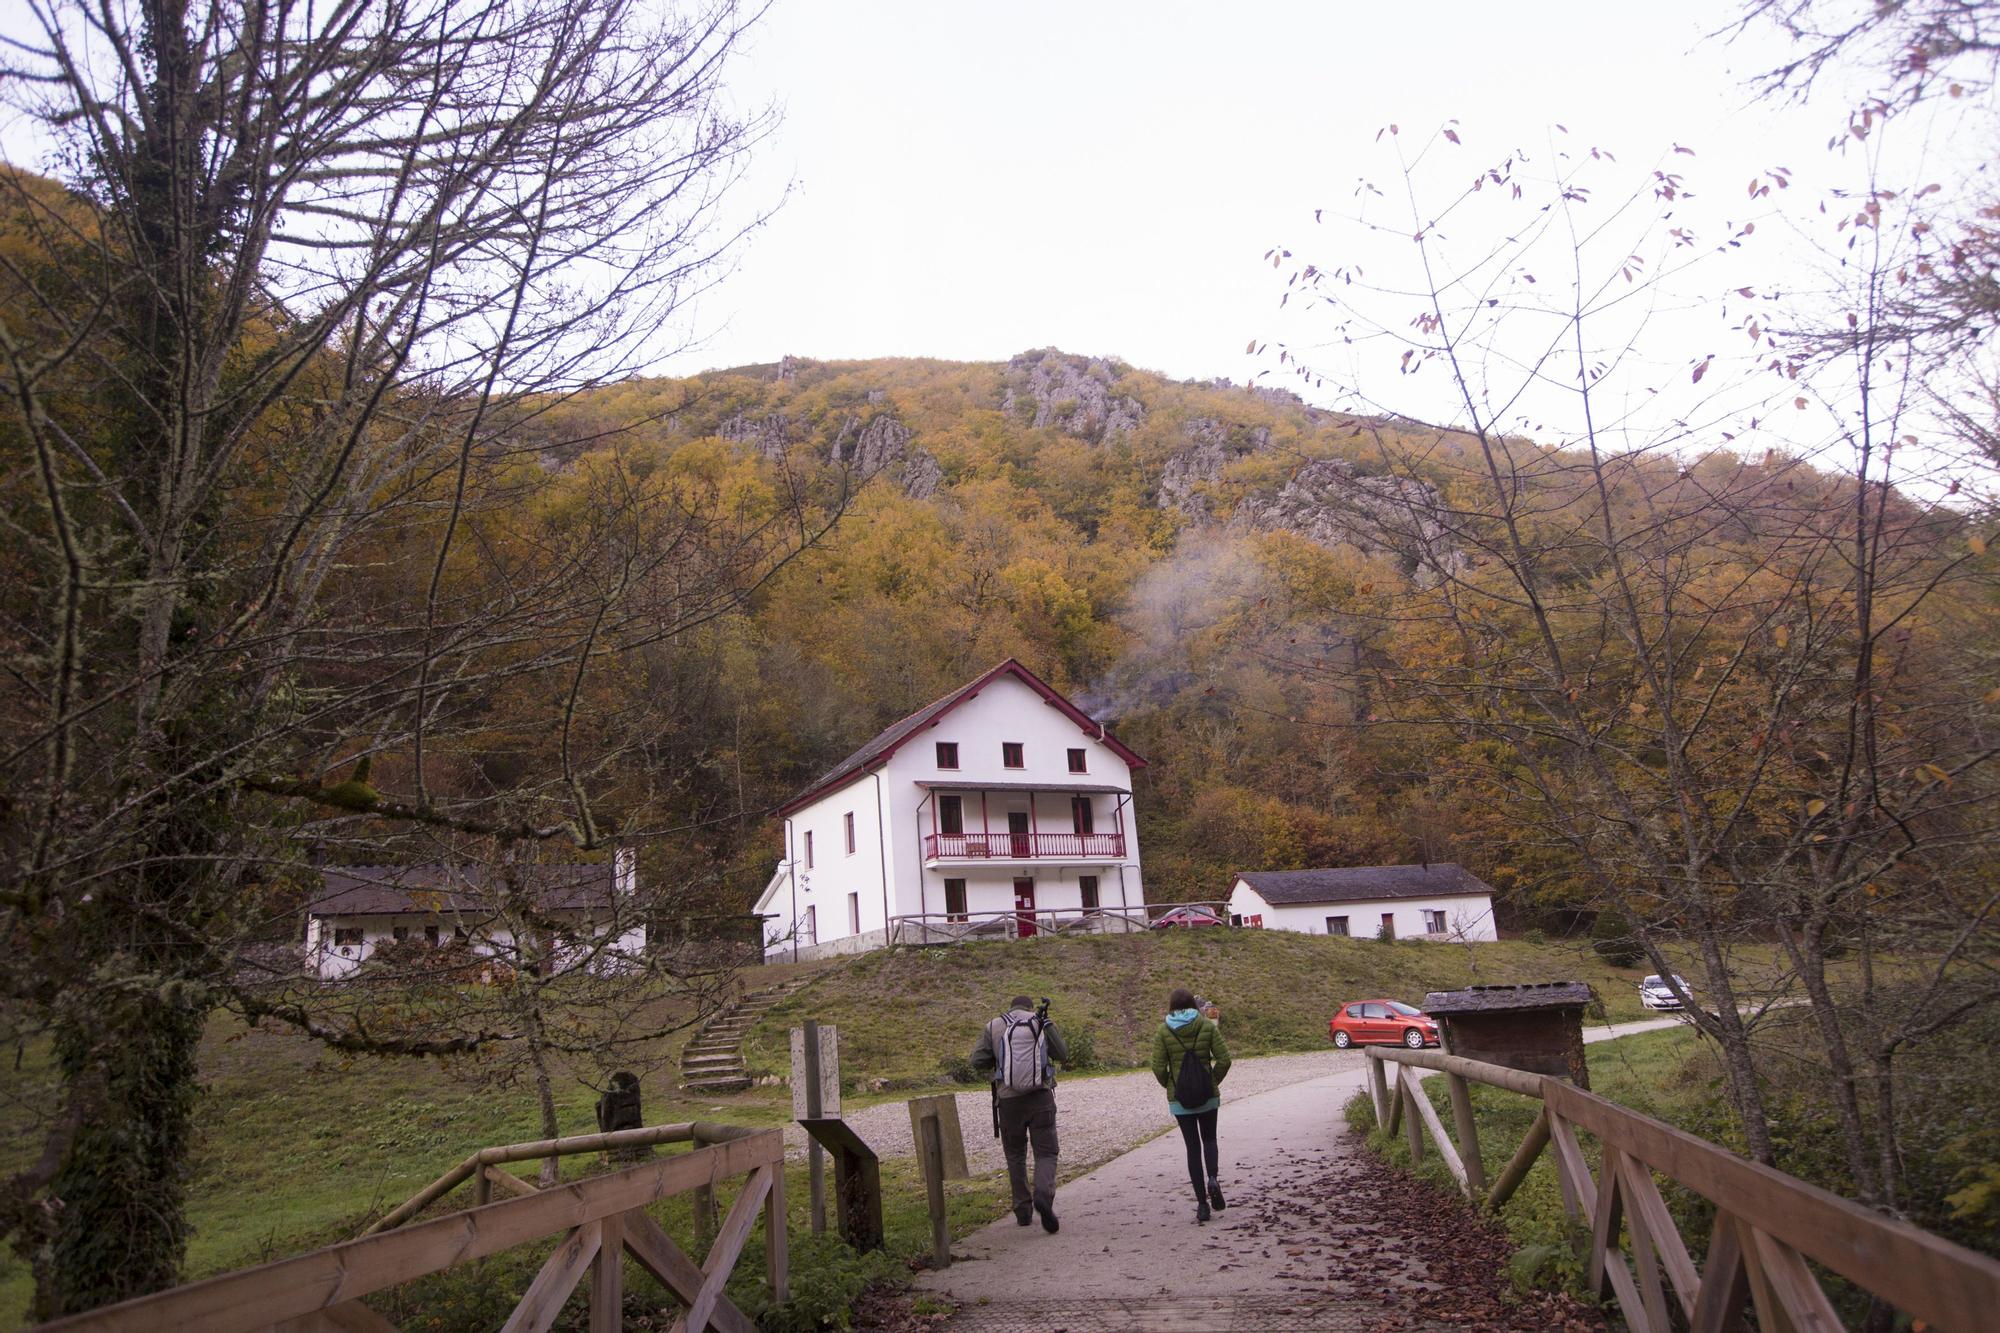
left=970, top=994, right=1069, bottom=1233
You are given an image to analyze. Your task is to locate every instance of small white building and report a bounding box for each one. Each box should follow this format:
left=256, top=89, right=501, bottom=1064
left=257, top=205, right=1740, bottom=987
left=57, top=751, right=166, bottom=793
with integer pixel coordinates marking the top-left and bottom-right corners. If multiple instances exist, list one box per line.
left=1227, top=864, right=1498, bottom=941
left=305, top=851, right=644, bottom=980
left=755, top=659, right=1149, bottom=960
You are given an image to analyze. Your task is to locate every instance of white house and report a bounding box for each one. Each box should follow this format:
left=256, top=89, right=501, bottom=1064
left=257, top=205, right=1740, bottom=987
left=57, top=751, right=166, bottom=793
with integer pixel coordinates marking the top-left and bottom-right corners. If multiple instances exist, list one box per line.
left=1227, top=864, right=1498, bottom=942
left=305, top=851, right=645, bottom=980
left=755, top=659, right=1149, bottom=960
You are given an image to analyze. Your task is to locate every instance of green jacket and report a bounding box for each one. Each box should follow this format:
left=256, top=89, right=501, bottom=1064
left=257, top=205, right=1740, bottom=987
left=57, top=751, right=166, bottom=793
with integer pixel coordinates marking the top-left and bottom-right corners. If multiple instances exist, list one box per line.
left=1150, top=1013, right=1231, bottom=1115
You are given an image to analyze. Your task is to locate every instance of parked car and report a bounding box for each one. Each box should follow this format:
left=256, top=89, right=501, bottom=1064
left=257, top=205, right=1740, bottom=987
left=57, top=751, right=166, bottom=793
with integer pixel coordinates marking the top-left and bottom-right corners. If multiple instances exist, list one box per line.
left=1329, top=999, right=1440, bottom=1049
left=1150, top=904, right=1224, bottom=929
left=1639, top=974, right=1692, bottom=1010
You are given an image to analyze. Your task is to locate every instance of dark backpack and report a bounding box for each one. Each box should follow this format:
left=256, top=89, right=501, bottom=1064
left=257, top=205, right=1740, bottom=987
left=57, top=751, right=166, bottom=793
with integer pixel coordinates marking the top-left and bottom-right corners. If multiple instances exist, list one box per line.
left=1170, top=1021, right=1215, bottom=1107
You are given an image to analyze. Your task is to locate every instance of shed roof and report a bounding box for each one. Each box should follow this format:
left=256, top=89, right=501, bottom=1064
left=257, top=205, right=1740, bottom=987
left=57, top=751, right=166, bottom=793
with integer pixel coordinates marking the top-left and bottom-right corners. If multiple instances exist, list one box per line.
left=1231, top=863, right=1494, bottom=906
left=778, top=659, right=1146, bottom=816
left=1421, top=982, right=1595, bottom=1015
left=310, top=863, right=618, bottom=918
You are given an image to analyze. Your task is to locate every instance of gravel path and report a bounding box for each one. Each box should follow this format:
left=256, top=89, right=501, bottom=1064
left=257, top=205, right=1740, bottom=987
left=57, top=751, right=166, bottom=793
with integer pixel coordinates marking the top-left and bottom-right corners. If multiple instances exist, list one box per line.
left=782, top=1049, right=1364, bottom=1172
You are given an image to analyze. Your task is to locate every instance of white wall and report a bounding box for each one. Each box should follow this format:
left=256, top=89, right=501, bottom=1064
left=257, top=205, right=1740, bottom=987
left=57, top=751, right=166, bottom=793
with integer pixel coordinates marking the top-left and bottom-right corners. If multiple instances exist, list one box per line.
left=308, top=910, right=643, bottom=979
left=762, top=670, right=1149, bottom=959
left=1228, top=881, right=1498, bottom=942
left=885, top=671, right=1144, bottom=920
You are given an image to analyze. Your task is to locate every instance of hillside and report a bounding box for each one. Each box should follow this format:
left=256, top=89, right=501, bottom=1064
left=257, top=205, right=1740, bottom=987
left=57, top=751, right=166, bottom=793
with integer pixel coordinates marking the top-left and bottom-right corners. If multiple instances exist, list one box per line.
left=740, top=928, right=1733, bottom=1092
left=523, top=349, right=1578, bottom=921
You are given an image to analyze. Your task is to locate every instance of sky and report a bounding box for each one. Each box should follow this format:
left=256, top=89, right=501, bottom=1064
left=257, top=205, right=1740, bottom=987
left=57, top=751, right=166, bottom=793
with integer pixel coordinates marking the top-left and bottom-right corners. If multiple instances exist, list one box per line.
left=682, top=0, right=1932, bottom=396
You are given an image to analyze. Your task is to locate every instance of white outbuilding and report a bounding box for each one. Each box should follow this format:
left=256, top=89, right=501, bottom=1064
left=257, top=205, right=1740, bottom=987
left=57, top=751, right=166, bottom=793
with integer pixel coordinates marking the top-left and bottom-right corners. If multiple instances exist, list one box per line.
left=1227, top=864, right=1498, bottom=941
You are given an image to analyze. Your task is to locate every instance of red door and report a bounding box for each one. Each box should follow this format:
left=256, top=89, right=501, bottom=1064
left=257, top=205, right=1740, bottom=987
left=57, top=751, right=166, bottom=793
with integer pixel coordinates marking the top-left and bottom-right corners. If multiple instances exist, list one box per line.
left=1013, top=878, right=1037, bottom=937
left=1008, top=811, right=1031, bottom=858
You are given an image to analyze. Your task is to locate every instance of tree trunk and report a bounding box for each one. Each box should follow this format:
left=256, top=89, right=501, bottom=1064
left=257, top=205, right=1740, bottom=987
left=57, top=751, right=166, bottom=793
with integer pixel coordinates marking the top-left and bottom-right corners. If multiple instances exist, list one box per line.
left=1778, top=918, right=1882, bottom=1203
left=43, top=996, right=205, bottom=1318
left=1688, top=926, right=1779, bottom=1166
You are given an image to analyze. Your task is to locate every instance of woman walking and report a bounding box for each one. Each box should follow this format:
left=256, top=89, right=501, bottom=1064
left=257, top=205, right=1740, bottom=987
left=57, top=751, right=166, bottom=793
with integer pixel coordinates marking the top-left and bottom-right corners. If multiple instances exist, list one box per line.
left=1150, top=987, right=1232, bottom=1222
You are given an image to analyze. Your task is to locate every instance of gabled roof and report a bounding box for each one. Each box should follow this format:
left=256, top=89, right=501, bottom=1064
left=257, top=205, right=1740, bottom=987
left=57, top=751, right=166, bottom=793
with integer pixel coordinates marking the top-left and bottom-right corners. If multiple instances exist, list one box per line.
left=778, top=659, right=1146, bottom=816
left=1231, top=863, right=1493, bottom=906
left=310, top=863, right=618, bottom=918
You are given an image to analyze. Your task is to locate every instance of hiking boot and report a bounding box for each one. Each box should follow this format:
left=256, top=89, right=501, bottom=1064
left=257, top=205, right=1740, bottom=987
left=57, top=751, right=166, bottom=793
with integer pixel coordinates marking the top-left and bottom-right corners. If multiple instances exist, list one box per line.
left=1207, top=1179, right=1226, bottom=1212
left=1036, top=1202, right=1060, bottom=1234
left=1196, top=1197, right=1212, bottom=1224
left=1014, top=1203, right=1033, bottom=1227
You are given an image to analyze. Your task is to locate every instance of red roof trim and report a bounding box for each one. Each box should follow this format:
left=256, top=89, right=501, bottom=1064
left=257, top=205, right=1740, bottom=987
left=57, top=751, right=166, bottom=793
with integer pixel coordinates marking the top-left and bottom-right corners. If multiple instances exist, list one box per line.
left=776, top=659, right=1146, bottom=817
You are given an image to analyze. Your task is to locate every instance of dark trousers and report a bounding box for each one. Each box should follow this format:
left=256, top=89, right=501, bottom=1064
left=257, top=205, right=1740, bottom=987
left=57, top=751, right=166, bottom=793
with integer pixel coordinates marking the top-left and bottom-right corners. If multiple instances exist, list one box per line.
left=997, top=1088, right=1059, bottom=1211
left=1176, top=1108, right=1219, bottom=1195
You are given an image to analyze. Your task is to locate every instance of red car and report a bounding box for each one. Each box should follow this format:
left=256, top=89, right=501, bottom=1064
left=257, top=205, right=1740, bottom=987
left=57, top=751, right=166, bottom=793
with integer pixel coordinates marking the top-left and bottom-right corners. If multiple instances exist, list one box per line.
left=1329, top=999, right=1439, bottom=1049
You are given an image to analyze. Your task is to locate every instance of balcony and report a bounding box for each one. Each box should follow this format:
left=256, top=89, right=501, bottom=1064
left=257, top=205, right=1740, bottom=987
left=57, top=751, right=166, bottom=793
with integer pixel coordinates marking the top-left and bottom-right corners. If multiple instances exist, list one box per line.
left=923, top=831, right=1127, bottom=862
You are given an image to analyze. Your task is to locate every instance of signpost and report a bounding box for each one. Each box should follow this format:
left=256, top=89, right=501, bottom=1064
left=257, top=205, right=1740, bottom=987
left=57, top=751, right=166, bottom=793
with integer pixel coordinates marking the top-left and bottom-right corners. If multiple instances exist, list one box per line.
left=907, top=1093, right=969, bottom=1268
left=790, top=1021, right=884, bottom=1252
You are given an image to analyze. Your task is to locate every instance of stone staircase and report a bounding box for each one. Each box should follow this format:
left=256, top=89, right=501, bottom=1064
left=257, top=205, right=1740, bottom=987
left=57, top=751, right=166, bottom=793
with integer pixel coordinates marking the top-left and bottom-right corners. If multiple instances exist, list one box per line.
left=678, top=977, right=810, bottom=1094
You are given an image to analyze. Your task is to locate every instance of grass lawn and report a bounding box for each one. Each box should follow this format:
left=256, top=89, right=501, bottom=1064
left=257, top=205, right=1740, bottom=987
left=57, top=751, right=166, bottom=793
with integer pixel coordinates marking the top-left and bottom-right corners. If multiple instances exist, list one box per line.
left=0, top=931, right=1794, bottom=1328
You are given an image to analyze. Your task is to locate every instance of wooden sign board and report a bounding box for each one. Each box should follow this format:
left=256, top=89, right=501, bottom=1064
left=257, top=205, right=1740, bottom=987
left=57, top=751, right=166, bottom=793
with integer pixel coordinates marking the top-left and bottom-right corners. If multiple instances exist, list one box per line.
left=906, top=1093, right=969, bottom=1181
left=790, top=1025, right=840, bottom=1119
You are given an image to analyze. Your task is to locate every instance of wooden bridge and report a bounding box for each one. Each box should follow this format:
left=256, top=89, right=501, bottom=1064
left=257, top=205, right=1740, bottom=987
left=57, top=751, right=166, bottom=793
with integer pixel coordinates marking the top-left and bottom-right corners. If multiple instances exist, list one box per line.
left=25, top=1049, right=2000, bottom=1332
left=1364, top=1046, right=2000, bottom=1332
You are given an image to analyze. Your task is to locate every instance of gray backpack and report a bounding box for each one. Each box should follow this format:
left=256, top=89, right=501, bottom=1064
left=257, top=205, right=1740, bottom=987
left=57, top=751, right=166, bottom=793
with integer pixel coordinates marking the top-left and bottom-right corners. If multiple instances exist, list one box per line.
left=991, top=1013, right=1052, bottom=1096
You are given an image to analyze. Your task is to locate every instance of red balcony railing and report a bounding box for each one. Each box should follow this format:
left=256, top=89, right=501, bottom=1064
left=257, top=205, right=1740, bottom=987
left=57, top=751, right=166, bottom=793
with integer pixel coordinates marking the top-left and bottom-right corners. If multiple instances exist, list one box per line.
left=924, top=832, right=1127, bottom=860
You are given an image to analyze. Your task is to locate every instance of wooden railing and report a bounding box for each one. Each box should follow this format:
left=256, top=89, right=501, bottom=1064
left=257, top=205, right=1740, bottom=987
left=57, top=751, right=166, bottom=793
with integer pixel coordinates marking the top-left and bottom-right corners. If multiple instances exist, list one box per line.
left=38, top=1122, right=786, bottom=1333
left=887, top=901, right=1230, bottom=946
left=922, top=831, right=1127, bottom=860
left=1364, top=1047, right=2000, bottom=1332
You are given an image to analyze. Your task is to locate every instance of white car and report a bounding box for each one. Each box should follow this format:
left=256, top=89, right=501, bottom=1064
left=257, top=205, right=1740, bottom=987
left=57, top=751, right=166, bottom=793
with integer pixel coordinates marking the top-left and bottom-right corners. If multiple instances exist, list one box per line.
left=1639, top=974, right=1691, bottom=1010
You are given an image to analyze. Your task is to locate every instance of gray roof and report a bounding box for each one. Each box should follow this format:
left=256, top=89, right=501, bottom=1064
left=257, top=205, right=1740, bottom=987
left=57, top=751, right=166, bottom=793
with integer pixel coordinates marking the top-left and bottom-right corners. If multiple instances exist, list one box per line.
left=310, top=863, right=617, bottom=918
left=1421, top=982, right=1595, bottom=1015
left=1231, top=863, right=1494, bottom=906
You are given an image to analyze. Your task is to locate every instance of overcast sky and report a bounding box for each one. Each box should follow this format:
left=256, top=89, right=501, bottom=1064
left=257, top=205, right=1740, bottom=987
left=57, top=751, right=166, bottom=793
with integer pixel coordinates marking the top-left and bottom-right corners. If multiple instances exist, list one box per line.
left=684, top=0, right=1949, bottom=395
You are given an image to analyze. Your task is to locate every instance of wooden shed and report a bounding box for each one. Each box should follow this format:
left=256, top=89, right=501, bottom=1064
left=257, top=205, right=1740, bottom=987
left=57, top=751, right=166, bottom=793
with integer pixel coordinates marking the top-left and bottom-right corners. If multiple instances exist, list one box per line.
left=1421, top=981, right=1595, bottom=1089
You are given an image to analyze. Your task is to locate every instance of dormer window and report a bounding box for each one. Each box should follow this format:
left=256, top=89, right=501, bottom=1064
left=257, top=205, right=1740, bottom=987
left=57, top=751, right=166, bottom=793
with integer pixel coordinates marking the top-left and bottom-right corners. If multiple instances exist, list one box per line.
left=936, top=741, right=959, bottom=769
left=1002, top=742, right=1024, bottom=768
left=1067, top=747, right=1087, bottom=773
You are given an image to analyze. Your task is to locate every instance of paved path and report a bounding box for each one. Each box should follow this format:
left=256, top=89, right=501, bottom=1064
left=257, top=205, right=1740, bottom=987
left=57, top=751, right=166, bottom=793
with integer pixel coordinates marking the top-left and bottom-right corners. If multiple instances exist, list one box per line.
left=910, top=1017, right=1681, bottom=1331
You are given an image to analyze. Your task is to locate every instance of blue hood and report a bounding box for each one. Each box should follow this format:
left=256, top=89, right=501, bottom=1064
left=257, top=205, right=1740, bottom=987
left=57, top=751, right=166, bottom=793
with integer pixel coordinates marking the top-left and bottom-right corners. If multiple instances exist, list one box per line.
left=1166, top=1008, right=1200, bottom=1029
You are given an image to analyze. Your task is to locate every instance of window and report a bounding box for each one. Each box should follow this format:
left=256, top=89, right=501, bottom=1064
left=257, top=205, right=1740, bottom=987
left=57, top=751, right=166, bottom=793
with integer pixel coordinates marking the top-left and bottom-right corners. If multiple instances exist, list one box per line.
left=1326, top=915, right=1349, bottom=937
left=1361, top=1002, right=1390, bottom=1019
left=1002, top=741, right=1024, bottom=768
left=804, top=830, right=814, bottom=868
left=1067, top=747, right=1087, bottom=773
left=944, top=878, right=968, bottom=922
left=844, top=811, right=856, bottom=855
left=802, top=905, right=817, bottom=944
left=1071, top=795, right=1094, bottom=836
left=1379, top=912, right=1396, bottom=939
left=847, top=892, right=860, bottom=935
left=425, top=924, right=440, bottom=947
left=936, top=741, right=959, bottom=769
left=939, top=795, right=964, bottom=836
left=1079, top=875, right=1100, bottom=911
left=392, top=926, right=409, bottom=942
left=1425, top=910, right=1447, bottom=934
left=332, top=926, right=363, bottom=947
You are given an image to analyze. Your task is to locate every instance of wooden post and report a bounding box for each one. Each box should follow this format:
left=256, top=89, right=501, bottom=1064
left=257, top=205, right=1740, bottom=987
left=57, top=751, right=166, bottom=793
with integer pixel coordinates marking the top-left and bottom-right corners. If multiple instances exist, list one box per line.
left=590, top=1210, right=624, bottom=1333
left=1446, top=1073, right=1486, bottom=1194
left=1488, top=1107, right=1551, bottom=1213
left=764, top=1162, right=789, bottom=1308
left=1400, top=1069, right=1425, bottom=1165
left=804, top=1019, right=826, bottom=1235
left=692, top=1181, right=717, bottom=1255
left=920, top=1114, right=950, bottom=1269
left=1367, top=1055, right=1391, bottom=1127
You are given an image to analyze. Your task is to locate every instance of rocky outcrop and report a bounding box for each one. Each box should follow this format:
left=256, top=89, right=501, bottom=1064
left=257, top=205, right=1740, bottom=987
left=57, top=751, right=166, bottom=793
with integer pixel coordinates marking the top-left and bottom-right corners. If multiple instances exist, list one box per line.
left=1002, top=349, right=1145, bottom=441
left=718, top=411, right=793, bottom=460
left=1230, top=458, right=1460, bottom=578
left=829, top=413, right=943, bottom=500
left=1156, top=418, right=1275, bottom=521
